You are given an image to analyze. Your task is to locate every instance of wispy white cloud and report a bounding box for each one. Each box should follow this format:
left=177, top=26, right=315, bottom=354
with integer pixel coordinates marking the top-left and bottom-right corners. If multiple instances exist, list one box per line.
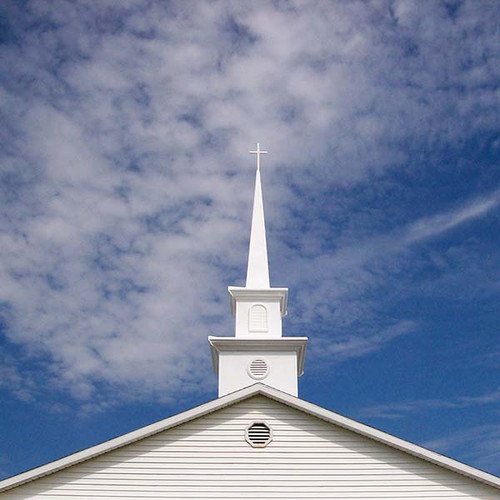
left=1, top=0, right=500, bottom=407
left=310, top=320, right=418, bottom=363
left=424, top=425, right=500, bottom=475
left=477, top=349, right=500, bottom=368
left=285, top=187, right=500, bottom=349
left=357, top=388, right=500, bottom=474
left=360, top=388, right=500, bottom=419
left=403, top=191, right=500, bottom=244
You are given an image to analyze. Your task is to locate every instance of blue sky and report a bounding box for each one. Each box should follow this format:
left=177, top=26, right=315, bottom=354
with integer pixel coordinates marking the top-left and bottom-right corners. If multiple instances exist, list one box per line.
left=1, top=0, right=500, bottom=479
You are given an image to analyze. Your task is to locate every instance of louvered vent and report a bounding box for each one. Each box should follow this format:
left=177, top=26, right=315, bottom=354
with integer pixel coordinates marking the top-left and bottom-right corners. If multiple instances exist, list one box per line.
left=245, top=422, right=272, bottom=447
left=248, top=304, right=268, bottom=332
left=247, top=359, right=269, bottom=380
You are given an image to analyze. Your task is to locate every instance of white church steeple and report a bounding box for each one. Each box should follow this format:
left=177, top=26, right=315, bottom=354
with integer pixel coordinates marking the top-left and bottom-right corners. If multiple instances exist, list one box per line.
left=246, top=143, right=270, bottom=288
left=209, top=145, right=308, bottom=397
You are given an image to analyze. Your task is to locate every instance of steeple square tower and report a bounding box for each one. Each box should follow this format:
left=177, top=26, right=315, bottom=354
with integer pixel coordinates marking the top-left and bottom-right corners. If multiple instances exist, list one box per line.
left=228, top=287, right=287, bottom=338
left=209, top=144, right=308, bottom=397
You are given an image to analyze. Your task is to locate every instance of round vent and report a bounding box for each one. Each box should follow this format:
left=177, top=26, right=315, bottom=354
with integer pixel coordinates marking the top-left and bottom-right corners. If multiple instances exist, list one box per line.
left=247, top=359, right=269, bottom=380
left=245, top=422, right=272, bottom=447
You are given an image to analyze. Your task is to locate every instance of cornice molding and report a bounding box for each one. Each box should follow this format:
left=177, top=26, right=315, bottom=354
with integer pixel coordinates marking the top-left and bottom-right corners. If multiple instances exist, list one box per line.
left=208, top=336, right=308, bottom=375
left=228, top=286, right=288, bottom=316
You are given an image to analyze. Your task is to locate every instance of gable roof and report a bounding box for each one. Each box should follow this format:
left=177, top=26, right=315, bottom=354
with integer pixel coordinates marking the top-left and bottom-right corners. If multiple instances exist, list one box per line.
left=1, top=383, right=499, bottom=493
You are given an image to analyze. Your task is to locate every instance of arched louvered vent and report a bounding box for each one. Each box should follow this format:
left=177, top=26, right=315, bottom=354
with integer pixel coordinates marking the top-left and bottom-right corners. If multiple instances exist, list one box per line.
left=247, top=359, right=269, bottom=380
left=248, top=304, right=268, bottom=332
left=245, top=422, right=272, bottom=447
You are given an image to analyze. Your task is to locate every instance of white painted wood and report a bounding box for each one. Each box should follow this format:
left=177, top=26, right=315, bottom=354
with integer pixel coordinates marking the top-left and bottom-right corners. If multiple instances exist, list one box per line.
left=218, top=351, right=297, bottom=396
left=2, top=395, right=499, bottom=499
left=217, top=147, right=307, bottom=396
left=246, top=154, right=269, bottom=288
left=1, top=385, right=499, bottom=493
left=234, top=296, right=283, bottom=338
left=208, top=339, right=307, bottom=396
left=248, top=304, right=268, bottom=332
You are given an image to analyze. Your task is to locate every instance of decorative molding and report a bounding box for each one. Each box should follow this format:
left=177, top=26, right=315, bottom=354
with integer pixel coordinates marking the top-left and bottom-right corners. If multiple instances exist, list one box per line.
left=208, top=337, right=308, bottom=375
left=228, top=286, right=288, bottom=316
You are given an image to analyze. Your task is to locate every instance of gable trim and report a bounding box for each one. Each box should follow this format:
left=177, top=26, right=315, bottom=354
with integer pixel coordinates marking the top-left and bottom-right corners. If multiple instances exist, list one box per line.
left=1, top=383, right=499, bottom=492
left=259, top=385, right=500, bottom=489
left=0, top=386, right=257, bottom=493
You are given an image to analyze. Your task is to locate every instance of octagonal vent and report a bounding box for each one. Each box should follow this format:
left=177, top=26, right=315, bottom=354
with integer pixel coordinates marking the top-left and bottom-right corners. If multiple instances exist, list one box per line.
left=248, top=359, right=269, bottom=380
left=245, top=422, right=272, bottom=447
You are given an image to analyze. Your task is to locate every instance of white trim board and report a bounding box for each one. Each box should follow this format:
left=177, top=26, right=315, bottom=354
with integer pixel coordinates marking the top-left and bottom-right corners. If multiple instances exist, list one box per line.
left=208, top=336, right=308, bottom=375
left=1, top=383, right=499, bottom=493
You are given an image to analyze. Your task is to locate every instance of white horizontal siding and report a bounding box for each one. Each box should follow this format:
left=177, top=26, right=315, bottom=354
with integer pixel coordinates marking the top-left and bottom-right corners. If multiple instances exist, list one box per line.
left=2, top=395, right=499, bottom=499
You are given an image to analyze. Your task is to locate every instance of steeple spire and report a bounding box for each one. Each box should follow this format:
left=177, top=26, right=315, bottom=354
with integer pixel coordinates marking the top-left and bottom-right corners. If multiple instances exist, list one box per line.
left=246, top=143, right=269, bottom=288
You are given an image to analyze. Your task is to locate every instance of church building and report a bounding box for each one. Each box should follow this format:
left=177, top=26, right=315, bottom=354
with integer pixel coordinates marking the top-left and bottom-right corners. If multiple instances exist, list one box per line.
left=1, top=145, right=499, bottom=499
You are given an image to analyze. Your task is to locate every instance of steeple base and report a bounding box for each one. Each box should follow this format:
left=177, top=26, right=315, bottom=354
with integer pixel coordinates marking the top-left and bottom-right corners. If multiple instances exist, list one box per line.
left=208, top=337, right=308, bottom=397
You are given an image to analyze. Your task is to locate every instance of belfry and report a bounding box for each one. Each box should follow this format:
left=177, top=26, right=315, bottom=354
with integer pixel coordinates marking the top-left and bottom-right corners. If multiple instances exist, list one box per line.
left=208, top=144, right=308, bottom=397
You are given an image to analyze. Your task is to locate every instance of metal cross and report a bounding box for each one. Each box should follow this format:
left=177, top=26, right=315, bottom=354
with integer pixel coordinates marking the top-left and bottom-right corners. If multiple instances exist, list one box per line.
left=249, top=143, right=268, bottom=171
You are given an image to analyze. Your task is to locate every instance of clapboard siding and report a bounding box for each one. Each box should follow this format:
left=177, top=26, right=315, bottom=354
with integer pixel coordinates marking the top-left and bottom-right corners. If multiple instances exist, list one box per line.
left=2, top=395, right=499, bottom=499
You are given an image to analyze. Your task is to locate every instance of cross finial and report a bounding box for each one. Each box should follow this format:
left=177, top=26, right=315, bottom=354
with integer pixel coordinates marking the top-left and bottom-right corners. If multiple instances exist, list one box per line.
left=249, top=143, right=268, bottom=171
